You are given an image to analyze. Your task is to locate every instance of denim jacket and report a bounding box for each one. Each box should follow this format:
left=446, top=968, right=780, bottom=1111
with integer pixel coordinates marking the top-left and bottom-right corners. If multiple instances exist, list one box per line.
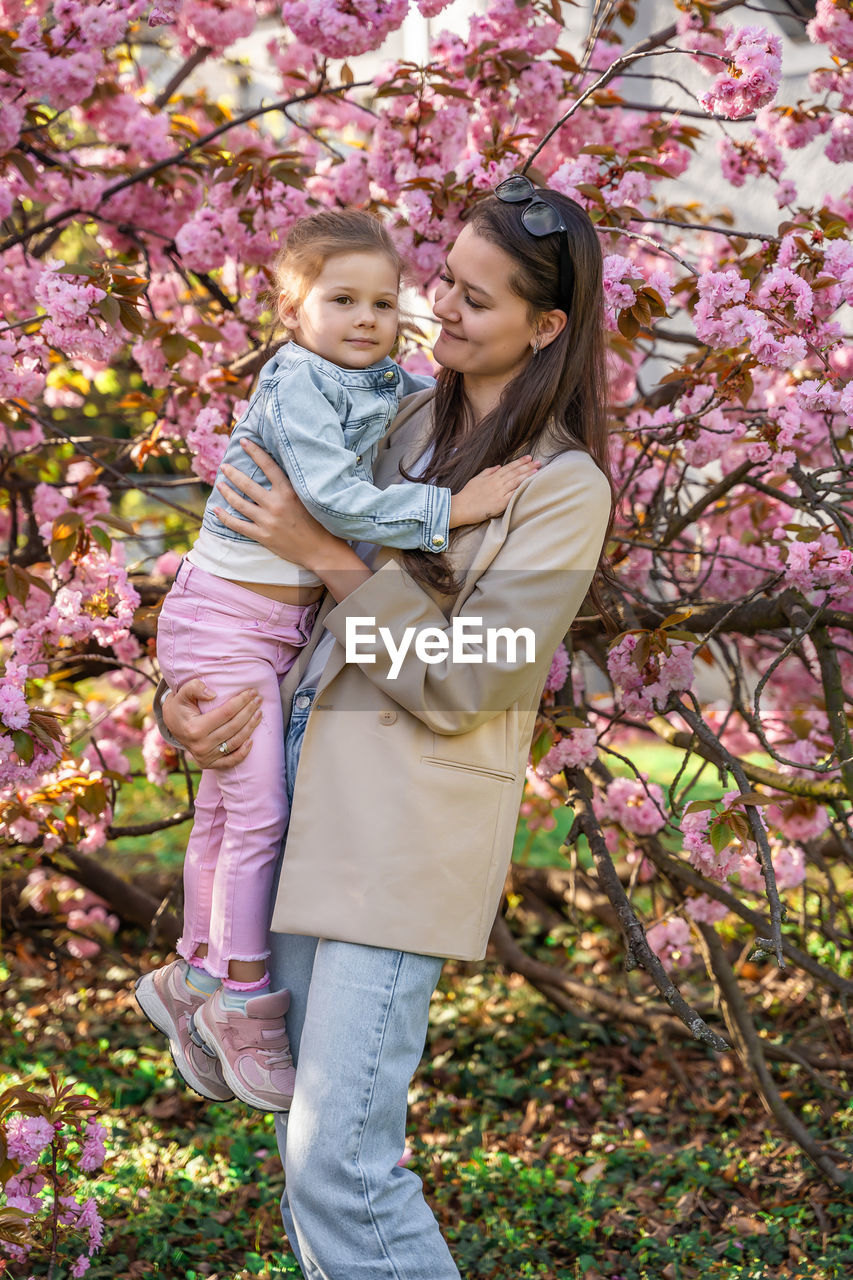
left=200, top=342, right=450, bottom=553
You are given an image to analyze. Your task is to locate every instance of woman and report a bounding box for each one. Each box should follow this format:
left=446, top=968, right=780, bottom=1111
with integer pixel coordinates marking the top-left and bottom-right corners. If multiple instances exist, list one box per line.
left=157, top=181, right=613, bottom=1279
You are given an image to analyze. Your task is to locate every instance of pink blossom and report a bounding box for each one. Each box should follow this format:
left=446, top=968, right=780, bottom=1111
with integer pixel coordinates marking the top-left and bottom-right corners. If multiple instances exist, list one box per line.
left=826, top=114, right=853, bottom=164
left=646, top=916, right=694, bottom=971
left=0, top=680, right=30, bottom=730
left=534, top=726, right=598, bottom=777
left=4, top=1168, right=46, bottom=1214
left=685, top=894, right=730, bottom=925
left=150, top=1, right=181, bottom=25
left=602, top=255, right=638, bottom=322
left=5, top=1114, right=55, bottom=1164
left=595, top=775, right=667, bottom=835
left=772, top=844, right=806, bottom=891
left=76, top=1194, right=105, bottom=1249
left=700, top=25, right=782, bottom=121
left=155, top=550, right=182, bottom=577
left=186, top=405, right=231, bottom=484
left=179, top=0, right=255, bottom=52
left=757, top=266, right=814, bottom=322
left=696, top=269, right=751, bottom=310
left=280, top=0, right=409, bottom=59
left=607, top=633, right=695, bottom=720
left=808, top=0, right=853, bottom=61
left=544, top=642, right=569, bottom=693
left=767, top=797, right=829, bottom=842
left=737, top=854, right=765, bottom=894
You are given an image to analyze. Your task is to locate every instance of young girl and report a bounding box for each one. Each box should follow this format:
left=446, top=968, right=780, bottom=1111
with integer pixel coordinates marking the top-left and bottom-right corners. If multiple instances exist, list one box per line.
left=135, top=209, right=539, bottom=1114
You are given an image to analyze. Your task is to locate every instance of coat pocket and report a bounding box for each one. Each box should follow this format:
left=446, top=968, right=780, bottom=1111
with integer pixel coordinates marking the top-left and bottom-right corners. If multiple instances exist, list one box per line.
left=420, top=756, right=515, bottom=783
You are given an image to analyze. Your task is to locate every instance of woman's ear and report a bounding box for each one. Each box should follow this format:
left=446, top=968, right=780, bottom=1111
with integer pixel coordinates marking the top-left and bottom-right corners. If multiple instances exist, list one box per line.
left=535, top=307, right=568, bottom=351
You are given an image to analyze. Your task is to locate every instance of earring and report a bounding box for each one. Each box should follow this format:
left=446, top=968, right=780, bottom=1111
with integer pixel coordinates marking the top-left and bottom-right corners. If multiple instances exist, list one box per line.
left=532, top=336, right=541, bottom=355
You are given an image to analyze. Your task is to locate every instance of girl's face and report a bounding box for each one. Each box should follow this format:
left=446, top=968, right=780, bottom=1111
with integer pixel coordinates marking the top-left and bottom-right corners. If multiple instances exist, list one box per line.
left=432, top=224, right=540, bottom=383
left=280, top=250, right=400, bottom=369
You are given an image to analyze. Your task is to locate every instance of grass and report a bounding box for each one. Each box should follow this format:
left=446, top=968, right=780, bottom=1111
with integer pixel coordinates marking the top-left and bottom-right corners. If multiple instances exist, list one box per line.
left=2, top=937, right=852, bottom=1279
left=6, top=734, right=851, bottom=1277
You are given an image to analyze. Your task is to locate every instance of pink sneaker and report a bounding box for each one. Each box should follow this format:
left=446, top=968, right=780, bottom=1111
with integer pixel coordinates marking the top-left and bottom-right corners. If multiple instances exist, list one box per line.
left=191, top=987, right=296, bottom=1113
left=134, top=960, right=234, bottom=1103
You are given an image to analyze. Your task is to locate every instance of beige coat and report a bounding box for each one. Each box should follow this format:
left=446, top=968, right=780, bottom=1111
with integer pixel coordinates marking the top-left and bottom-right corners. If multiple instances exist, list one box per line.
left=271, top=389, right=611, bottom=961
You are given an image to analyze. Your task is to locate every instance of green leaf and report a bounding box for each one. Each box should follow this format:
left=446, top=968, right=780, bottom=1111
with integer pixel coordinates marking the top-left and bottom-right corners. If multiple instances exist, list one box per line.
left=554, top=714, right=586, bottom=730
left=684, top=798, right=716, bottom=815
left=710, top=822, right=735, bottom=856
left=50, top=533, right=78, bottom=565
left=12, top=731, right=34, bottom=765
left=162, top=332, right=190, bottom=364
left=90, top=525, right=112, bottom=552
left=118, top=298, right=147, bottom=336
left=99, top=294, right=121, bottom=327
left=659, top=608, right=694, bottom=629
left=96, top=511, right=136, bottom=534
left=530, top=726, right=554, bottom=767
left=734, top=790, right=773, bottom=806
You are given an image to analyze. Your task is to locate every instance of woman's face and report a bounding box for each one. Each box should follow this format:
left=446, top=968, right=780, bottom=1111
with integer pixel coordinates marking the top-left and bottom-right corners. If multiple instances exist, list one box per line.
left=432, top=224, right=539, bottom=383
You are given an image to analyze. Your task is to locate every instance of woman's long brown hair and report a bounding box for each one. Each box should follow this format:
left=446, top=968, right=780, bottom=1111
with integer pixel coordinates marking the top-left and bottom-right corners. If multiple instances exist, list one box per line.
left=399, top=190, right=614, bottom=615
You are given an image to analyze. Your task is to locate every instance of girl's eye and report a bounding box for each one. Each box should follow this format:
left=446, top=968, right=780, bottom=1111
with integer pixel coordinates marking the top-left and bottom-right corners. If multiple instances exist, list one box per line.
left=375, top=300, right=394, bottom=310
left=438, top=271, right=452, bottom=284
left=333, top=295, right=352, bottom=305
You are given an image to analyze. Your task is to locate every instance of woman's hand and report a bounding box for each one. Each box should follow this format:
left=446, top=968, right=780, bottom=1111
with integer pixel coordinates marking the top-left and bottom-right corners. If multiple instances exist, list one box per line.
left=214, top=439, right=340, bottom=570
left=163, top=678, right=262, bottom=769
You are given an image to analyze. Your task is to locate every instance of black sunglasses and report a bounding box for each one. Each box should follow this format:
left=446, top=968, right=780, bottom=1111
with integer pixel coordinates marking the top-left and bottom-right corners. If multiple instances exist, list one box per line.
left=494, top=174, right=574, bottom=312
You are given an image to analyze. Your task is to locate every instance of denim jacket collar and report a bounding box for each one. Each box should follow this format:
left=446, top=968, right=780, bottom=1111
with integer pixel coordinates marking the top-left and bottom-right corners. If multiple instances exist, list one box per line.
left=273, top=340, right=401, bottom=389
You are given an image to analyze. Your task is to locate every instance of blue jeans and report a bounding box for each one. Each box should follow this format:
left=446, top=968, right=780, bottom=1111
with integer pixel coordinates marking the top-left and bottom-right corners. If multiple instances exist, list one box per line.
left=268, top=690, right=460, bottom=1280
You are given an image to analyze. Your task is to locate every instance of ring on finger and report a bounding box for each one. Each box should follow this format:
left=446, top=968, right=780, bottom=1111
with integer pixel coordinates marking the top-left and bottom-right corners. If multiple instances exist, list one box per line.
left=218, top=740, right=230, bottom=756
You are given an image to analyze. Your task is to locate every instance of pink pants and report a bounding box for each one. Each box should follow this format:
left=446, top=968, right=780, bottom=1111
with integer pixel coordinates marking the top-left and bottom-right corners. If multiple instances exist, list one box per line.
left=156, top=559, right=319, bottom=979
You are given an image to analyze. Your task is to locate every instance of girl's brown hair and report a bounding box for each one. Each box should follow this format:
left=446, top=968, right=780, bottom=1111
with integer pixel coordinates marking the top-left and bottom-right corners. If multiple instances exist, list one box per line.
left=273, top=209, right=404, bottom=326
left=400, top=190, right=614, bottom=615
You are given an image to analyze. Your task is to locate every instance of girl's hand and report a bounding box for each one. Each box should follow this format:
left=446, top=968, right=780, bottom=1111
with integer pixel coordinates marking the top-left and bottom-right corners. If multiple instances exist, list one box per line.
left=214, top=440, right=341, bottom=569
left=449, top=456, right=541, bottom=528
left=163, top=678, right=262, bottom=769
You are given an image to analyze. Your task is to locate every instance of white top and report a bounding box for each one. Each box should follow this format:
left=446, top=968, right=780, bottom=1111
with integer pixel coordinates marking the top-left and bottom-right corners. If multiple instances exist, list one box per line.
left=187, top=527, right=323, bottom=588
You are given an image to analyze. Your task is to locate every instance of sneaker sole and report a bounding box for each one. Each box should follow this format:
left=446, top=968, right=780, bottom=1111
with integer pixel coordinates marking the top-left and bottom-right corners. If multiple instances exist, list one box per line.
left=134, top=974, right=234, bottom=1103
left=192, top=1003, right=294, bottom=1114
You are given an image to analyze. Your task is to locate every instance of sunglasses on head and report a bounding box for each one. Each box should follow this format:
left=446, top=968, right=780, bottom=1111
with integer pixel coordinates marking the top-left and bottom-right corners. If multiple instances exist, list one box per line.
left=494, top=174, right=574, bottom=312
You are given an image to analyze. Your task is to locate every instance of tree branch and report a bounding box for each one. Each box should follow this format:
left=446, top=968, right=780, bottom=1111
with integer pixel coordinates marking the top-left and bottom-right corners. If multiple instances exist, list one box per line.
left=566, top=773, right=730, bottom=1051
left=694, top=921, right=853, bottom=1190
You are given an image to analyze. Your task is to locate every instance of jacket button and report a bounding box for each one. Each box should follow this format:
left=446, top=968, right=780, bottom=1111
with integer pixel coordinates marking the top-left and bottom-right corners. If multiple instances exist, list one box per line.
left=431, top=534, right=445, bottom=547
left=355, top=454, right=362, bottom=465
left=378, top=709, right=397, bottom=725
left=383, top=370, right=395, bottom=381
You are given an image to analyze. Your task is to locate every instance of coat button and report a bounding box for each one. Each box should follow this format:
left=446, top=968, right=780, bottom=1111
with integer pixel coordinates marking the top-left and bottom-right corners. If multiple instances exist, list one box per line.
left=295, top=694, right=311, bottom=710
left=383, top=370, right=395, bottom=381
left=431, top=534, right=445, bottom=547
left=355, top=454, right=362, bottom=464
left=378, top=709, right=397, bottom=725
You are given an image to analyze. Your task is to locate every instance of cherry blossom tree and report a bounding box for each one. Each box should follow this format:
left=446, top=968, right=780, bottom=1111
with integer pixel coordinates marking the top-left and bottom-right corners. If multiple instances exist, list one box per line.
left=2, top=0, right=853, bottom=1190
